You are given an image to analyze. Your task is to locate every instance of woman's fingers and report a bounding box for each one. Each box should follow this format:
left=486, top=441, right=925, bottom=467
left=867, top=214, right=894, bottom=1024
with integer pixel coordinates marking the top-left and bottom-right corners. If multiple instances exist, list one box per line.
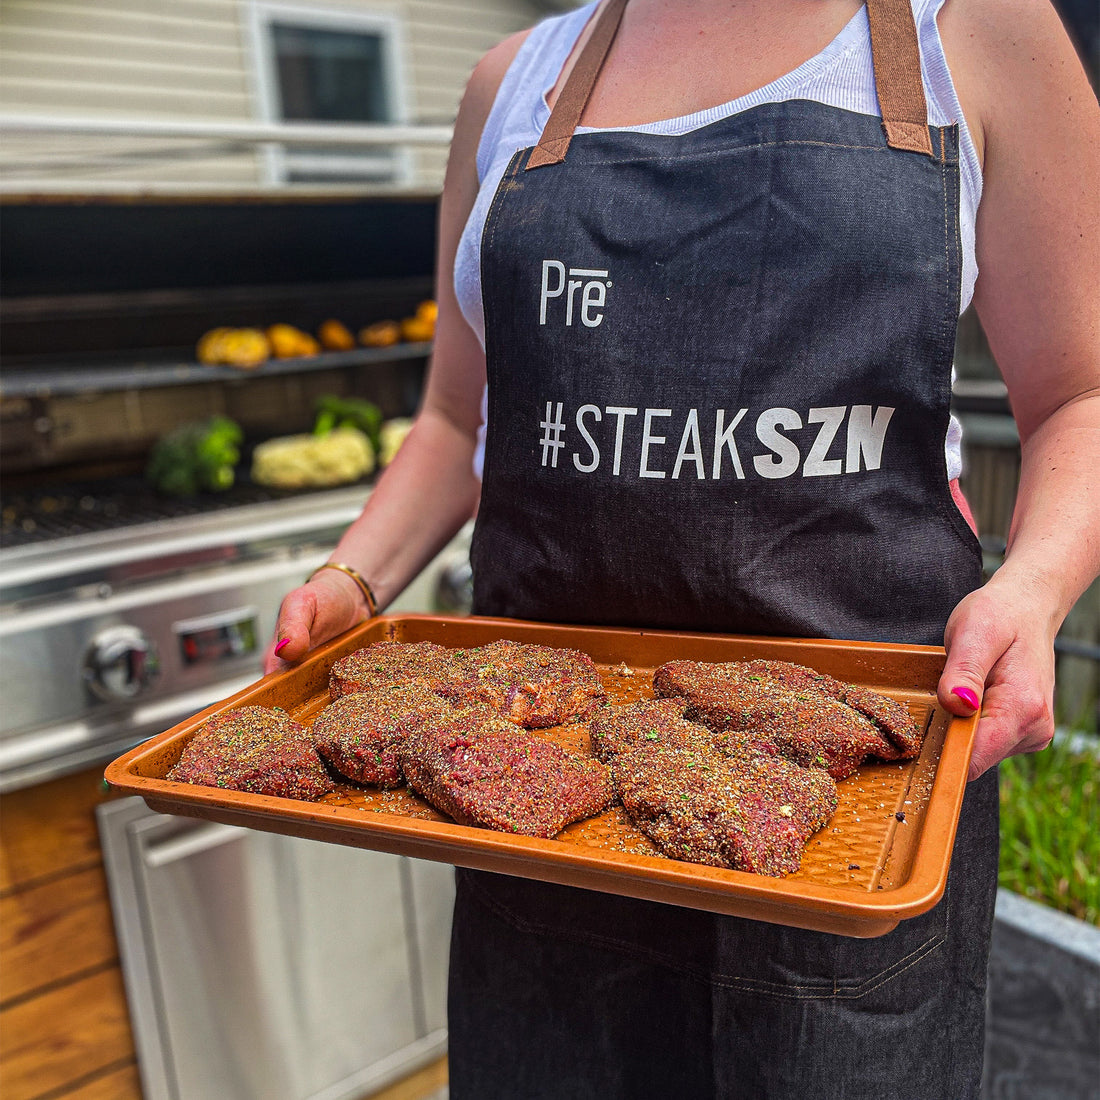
left=937, top=585, right=1056, bottom=780
left=263, top=586, right=319, bottom=672
left=937, top=594, right=1004, bottom=718
left=965, top=670, right=1055, bottom=780
left=263, top=572, right=366, bottom=672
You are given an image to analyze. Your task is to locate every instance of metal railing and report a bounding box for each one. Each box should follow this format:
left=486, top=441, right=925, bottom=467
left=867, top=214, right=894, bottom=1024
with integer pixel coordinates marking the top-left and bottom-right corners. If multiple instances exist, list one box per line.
left=0, top=114, right=454, bottom=148
left=0, top=113, right=454, bottom=194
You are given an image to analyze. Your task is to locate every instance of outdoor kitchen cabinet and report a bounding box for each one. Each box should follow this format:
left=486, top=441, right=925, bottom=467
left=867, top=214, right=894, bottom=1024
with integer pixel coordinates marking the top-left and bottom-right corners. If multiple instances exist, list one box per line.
left=97, top=799, right=453, bottom=1100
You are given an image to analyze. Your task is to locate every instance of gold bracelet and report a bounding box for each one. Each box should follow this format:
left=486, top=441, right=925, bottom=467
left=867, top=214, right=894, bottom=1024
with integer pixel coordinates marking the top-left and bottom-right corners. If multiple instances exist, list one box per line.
left=310, top=562, right=378, bottom=618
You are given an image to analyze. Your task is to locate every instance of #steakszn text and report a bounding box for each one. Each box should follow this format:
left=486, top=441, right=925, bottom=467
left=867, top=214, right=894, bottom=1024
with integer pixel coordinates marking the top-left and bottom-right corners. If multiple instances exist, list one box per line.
left=537, top=401, right=896, bottom=480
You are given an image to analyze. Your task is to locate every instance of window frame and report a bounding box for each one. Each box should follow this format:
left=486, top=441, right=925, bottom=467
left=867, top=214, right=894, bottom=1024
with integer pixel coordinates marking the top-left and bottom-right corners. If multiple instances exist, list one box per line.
left=247, top=1, right=412, bottom=187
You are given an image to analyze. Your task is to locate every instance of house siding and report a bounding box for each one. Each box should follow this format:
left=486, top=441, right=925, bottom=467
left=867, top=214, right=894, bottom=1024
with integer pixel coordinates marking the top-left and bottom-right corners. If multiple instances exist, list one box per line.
left=0, top=0, right=561, bottom=192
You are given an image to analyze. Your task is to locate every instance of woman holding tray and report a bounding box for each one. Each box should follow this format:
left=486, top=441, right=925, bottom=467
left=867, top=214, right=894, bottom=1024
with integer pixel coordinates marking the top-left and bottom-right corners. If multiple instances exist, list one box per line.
left=267, top=0, right=1100, bottom=1095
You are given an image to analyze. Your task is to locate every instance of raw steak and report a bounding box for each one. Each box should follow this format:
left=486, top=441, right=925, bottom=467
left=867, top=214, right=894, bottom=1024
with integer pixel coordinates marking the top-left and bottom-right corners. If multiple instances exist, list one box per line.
left=328, top=640, right=463, bottom=698
left=400, top=713, right=614, bottom=838
left=589, top=697, right=778, bottom=764
left=432, top=640, right=606, bottom=728
left=614, top=740, right=838, bottom=876
left=310, top=682, right=450, bottom=787
left=737, top=659, right=923, bottom=757
left=654, top=660, right=907, bottom=779
left=168, top=706, right=335, bottom=800
left=331, top=639, right=606, bottom=729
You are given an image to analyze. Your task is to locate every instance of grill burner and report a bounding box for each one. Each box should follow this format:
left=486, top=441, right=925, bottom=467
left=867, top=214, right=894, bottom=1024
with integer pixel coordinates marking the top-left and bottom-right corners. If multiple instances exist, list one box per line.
left=1, top=476, right=366, bottom=548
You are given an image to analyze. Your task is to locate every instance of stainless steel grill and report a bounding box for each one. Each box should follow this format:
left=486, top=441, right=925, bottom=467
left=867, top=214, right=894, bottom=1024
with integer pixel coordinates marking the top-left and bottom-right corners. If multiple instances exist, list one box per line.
left=0, top=180, right=459, bottom=1100
left=0, top=485, right=365, bottom=790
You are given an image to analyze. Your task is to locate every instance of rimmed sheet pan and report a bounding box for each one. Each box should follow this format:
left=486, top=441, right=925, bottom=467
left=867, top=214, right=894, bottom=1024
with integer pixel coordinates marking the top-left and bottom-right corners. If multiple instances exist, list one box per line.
left=104, top=614, right=977, bottom=937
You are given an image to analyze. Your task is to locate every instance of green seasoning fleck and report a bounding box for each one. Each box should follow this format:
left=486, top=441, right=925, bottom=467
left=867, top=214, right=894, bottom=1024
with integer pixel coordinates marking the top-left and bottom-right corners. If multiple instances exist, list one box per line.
left=747, top=675, right=763, bottom=681
left=644, top=731, right=660, bottom=741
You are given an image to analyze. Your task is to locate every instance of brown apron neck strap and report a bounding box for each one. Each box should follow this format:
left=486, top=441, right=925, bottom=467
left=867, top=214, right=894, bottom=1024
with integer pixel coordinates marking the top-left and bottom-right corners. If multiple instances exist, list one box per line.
left=526, top=0, right=629, bottom=170
left=527, top=0, right=934, bottom=171
left=866, top=0, right=934, bottom=155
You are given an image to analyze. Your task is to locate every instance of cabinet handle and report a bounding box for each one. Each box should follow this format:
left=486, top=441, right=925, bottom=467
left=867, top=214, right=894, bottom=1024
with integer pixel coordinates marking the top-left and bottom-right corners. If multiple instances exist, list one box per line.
left=142, top=822, right=246, bottom=867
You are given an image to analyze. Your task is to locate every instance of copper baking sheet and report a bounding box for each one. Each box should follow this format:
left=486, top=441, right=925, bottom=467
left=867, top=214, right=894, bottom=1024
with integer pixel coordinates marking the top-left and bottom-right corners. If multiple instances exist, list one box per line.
left=104, top=614, right=977, bottom=937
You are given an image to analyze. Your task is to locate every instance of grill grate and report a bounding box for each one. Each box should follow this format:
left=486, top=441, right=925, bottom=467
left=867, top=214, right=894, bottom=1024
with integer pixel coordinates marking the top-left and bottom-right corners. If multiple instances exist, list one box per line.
left=0, top=476, right=360, bottom=548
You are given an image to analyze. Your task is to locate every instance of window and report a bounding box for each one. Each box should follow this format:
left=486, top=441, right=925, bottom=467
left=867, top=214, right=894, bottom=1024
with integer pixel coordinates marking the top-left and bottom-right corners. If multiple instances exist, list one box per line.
left=250, top=4, right=409, bottom=185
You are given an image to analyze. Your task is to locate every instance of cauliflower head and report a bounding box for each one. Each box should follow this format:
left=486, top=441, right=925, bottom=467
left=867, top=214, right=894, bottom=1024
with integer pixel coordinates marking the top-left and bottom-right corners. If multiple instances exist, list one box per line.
left=251, top=427, right=374, bottom=489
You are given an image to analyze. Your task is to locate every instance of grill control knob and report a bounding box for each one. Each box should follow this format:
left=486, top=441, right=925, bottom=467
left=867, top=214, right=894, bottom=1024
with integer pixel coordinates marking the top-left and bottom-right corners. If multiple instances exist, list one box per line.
left=84, top=626, right=160, bottom=701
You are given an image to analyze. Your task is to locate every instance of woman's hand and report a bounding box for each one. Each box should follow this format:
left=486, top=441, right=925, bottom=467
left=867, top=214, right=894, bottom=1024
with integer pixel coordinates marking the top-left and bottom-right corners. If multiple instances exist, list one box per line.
left=263, top=569, right=368, bottom=673
left=937, top=572, right=1058, bottom=781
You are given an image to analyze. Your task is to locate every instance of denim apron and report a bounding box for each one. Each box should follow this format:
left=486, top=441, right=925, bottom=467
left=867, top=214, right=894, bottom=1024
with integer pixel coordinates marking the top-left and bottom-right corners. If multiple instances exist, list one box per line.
left=452, top=0, right=1000, bottom=1096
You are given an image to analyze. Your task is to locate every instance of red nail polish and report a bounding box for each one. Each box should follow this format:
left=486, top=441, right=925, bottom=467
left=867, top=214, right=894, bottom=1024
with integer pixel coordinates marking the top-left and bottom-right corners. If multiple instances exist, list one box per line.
left=952, top=686, right=980, bottom=710
left=274, top=638, right=290, bottom=655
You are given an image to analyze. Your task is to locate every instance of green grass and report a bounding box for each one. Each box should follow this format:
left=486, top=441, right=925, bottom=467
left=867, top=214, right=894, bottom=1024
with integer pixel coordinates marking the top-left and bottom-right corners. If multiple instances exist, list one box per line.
left=998, top=735, right=1100, bottom=925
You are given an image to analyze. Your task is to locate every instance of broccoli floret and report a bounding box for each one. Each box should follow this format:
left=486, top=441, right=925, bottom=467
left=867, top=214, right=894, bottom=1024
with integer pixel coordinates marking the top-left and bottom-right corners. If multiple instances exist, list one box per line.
left=312, top=395, right=383, bottom=451
left=146, top=415, right=243, bottom=497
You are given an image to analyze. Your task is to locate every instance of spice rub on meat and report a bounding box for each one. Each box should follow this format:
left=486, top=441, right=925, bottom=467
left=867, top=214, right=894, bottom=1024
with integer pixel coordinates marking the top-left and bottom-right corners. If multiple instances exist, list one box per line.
left=736, top=659, right=923, bottom=757
left=311, top=682, right=450, bottom=787
left=614, top=741, right=838, bottom=876
left=435, top=640, right=605, bottom=728
left=400, top=711, right=614, bottom=838
left=590, top=698, right=693, bottom=761
left=590, top=698, right=779, bottom=764
left=654, top=660, right=922, bottom=779
left=168, top=706, right=336, bottom=800
left=329, top=640, right=463, bottom=698
left=329, top=639, right=605, bottom=728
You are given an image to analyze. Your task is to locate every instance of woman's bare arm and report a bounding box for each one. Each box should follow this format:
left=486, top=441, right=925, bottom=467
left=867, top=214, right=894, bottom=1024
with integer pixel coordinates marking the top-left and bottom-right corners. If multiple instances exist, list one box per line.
left=937, top=0, right=1100, bottom=776
left=266, top=31, right=530, bottom=669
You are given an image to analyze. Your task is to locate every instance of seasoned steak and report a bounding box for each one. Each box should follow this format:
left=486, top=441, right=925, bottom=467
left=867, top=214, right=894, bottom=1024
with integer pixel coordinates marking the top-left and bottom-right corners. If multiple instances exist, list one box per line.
left=841, top=685, right=923, bottom=757
left=400, top=713, right=614, bottom=838
left=738, top=659, right=923, bottom=757
left=330, top=639, right=605, bottom=729
left=654, top=660, right=906, bottom=779
left=590, top=698, right=692, bottom=761
left=329, top=640, right=462, bottom=698
left=614, top=741, right=838, bottom=876
left=589, top=697, right=778, bottom=764
left=736, top=659, right=847, bottom=700
left=168, top=706, right=336, bottom=800
left=310, top=682, right=451, bottom=787
left=433, top=640, right=606, bottom=728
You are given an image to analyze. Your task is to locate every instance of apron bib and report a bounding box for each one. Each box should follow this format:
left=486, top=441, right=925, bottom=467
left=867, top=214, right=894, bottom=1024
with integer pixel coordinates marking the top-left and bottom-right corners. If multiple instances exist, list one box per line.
left=452, top=2, right=997, bottom=1095
left=470, top=6, right=981, bottom=642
